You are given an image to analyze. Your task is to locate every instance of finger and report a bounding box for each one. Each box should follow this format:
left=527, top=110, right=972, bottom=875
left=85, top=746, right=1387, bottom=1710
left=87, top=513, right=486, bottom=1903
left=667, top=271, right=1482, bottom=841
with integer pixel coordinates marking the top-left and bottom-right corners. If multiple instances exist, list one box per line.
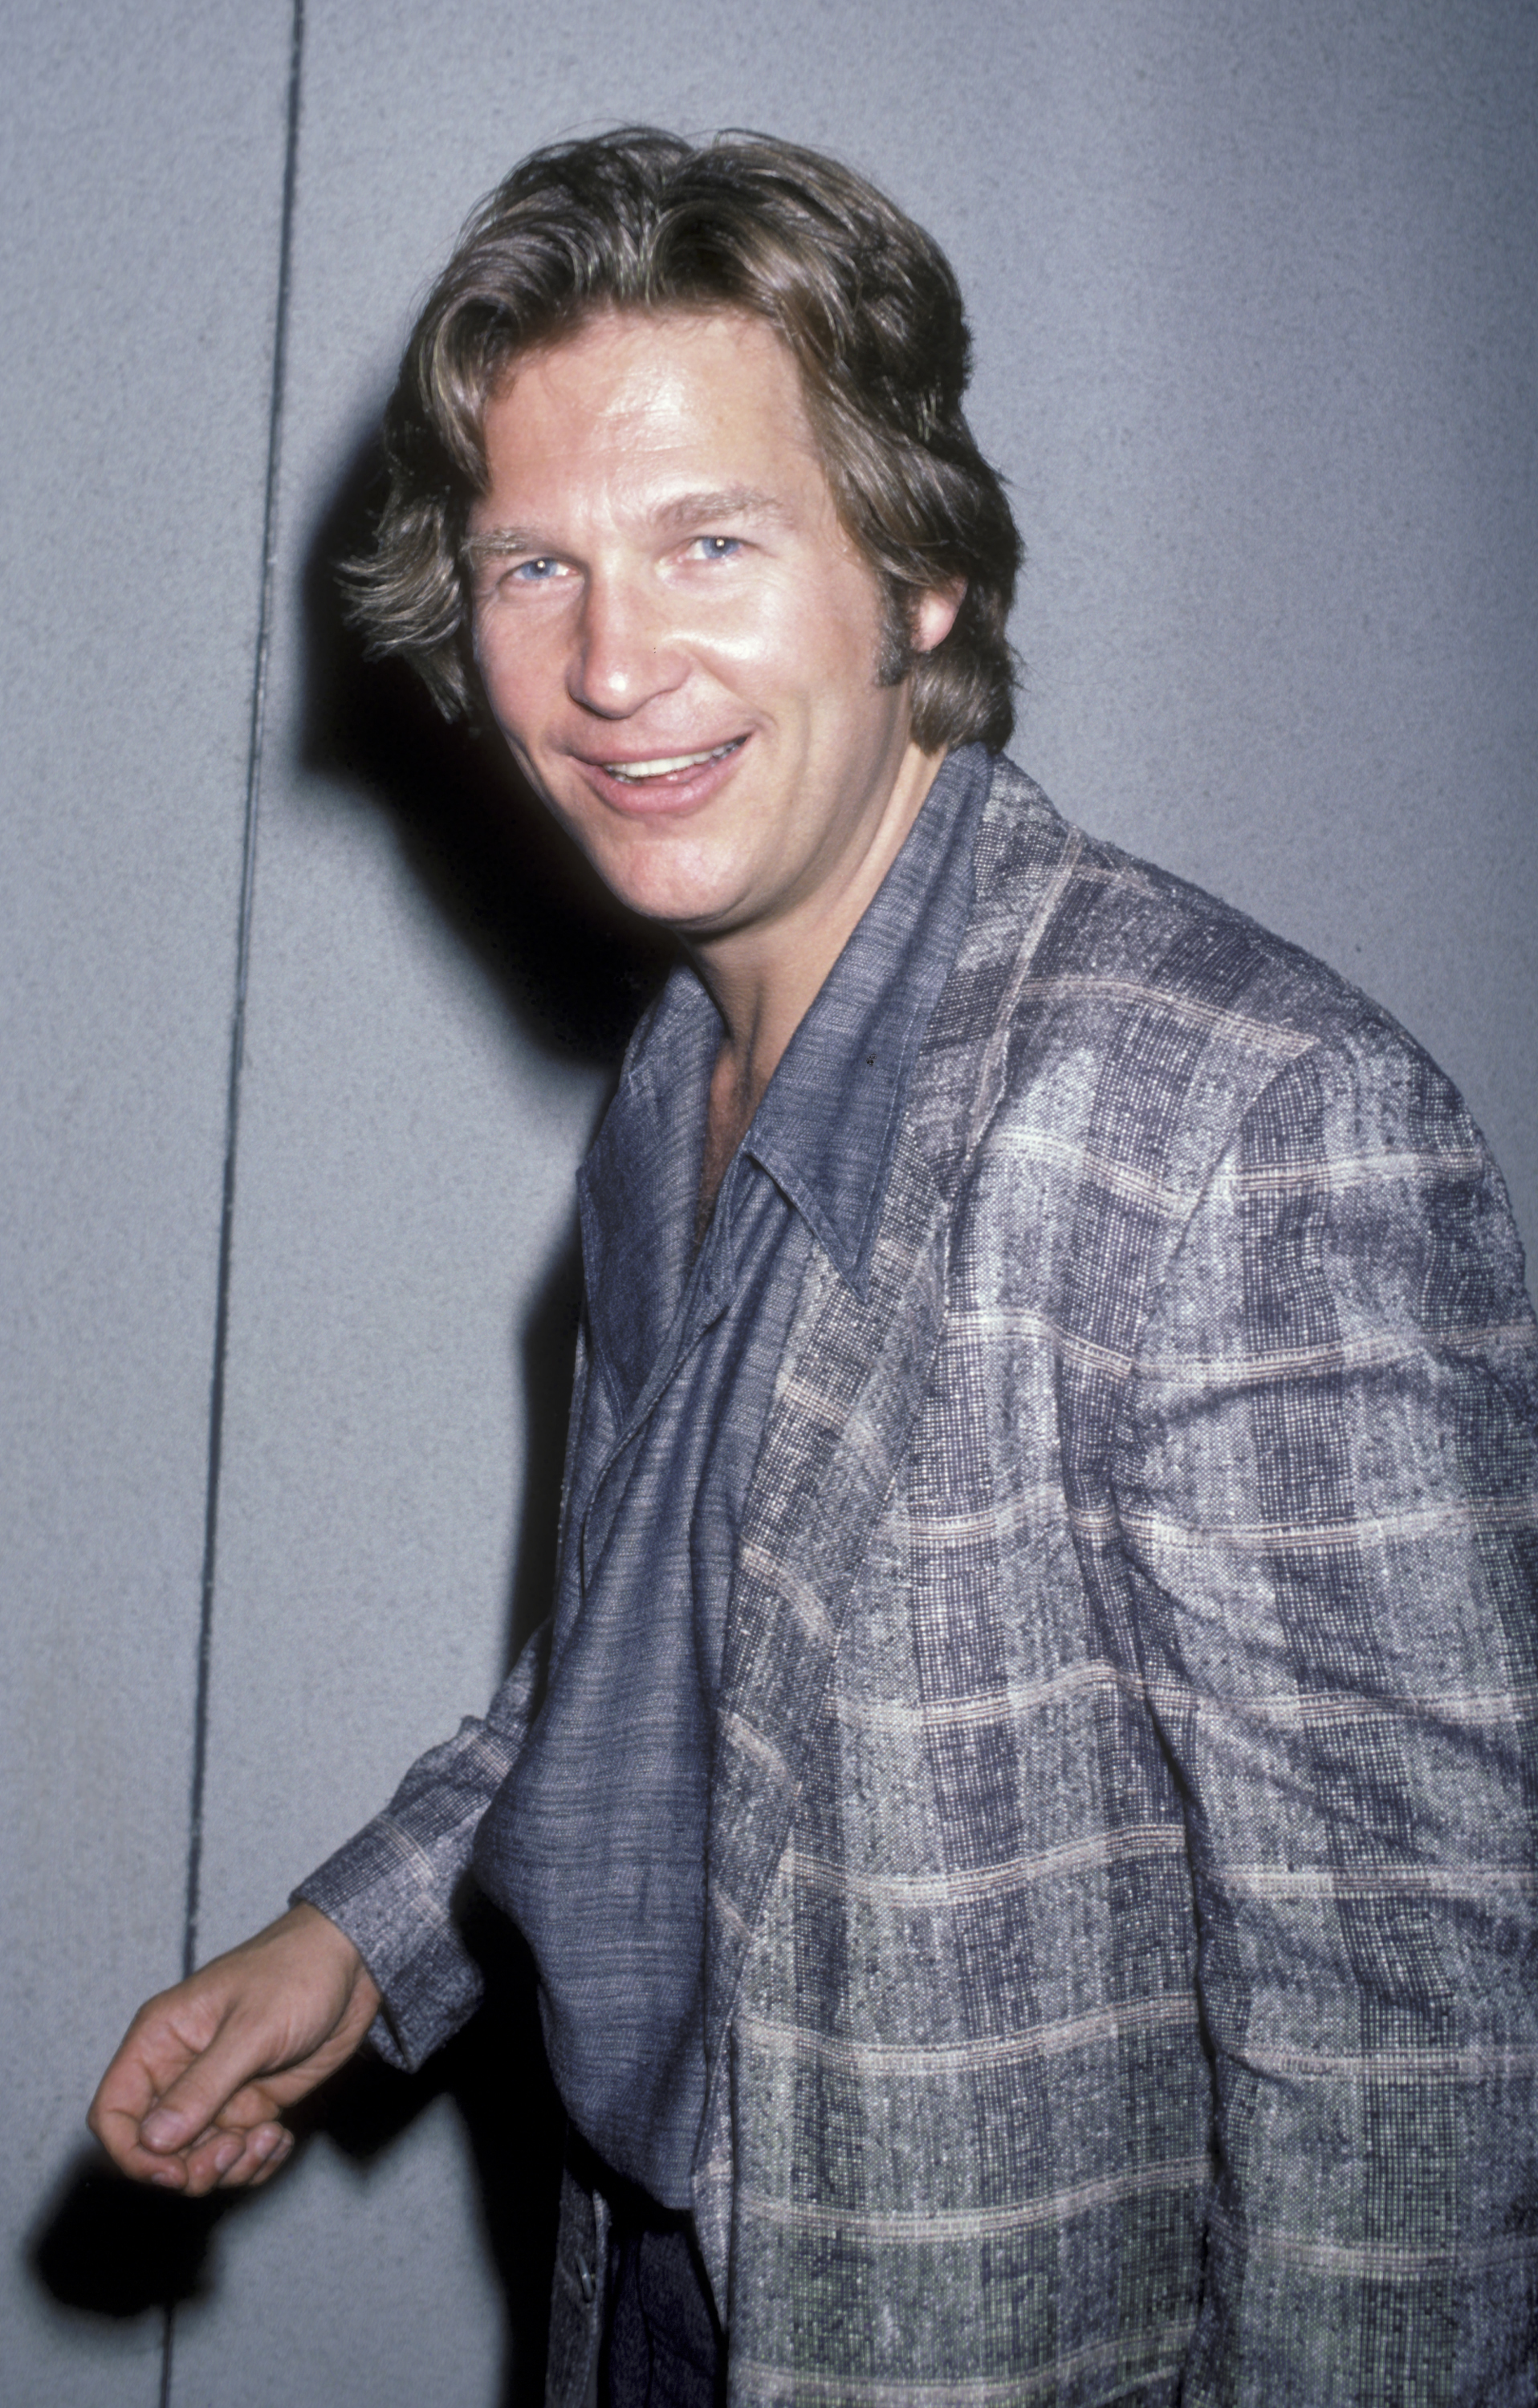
left=178, top=2130, right=245, bottom=2195
left=89, top=1986, right=235, bottom=2171
left=185, top=2120, right=293, bottom=2194
left=125, top=2069, right=295, bottom=2192
left=242, top=2127, right=296, bottom=2189
left=136, top=2016, right=283, bottom=2157
left=90, top=2101, right=197, bottom=2186
left=178, top=2117, right=281, bottom=2196
left=89, top=2028, right=194, bottom=2166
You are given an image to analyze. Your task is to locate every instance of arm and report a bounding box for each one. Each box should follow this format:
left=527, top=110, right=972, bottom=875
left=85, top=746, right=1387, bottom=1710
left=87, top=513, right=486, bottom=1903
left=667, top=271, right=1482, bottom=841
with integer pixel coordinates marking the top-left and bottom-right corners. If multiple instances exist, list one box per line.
left=298, top=1318, right=590, bottom=2066
left=1117, top=1032, right=1538, bottom=2402
left=291, top=1644, right=545, bottom=2072
left=89, top=1615, right=555, bottom=2190
left=89, top=1314, right=587, bottom=2186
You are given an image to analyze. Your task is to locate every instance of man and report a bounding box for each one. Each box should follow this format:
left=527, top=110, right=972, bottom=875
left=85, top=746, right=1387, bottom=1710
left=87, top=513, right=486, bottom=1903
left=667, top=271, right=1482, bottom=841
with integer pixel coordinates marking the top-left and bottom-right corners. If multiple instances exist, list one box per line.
left=92, top=129, right=1538, bottom=2403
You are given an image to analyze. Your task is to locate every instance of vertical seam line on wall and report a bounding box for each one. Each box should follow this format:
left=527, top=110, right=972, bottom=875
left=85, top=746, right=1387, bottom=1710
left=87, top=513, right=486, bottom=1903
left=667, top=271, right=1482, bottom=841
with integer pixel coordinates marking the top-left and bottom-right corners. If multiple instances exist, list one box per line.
left=164, top=2, right=306, bottom=2401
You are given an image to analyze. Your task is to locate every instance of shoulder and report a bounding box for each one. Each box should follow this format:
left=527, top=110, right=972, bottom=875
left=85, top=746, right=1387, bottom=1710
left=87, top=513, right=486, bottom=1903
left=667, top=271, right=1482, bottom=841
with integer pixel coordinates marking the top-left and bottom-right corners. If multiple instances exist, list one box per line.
left=971, top=755, right=1400, bottom=1056
left=916, top=759, right=1532, bottom=1397
left=912, top=758, right=1516, bottom=1281
left=967, top=755, right=1479, bottom=1146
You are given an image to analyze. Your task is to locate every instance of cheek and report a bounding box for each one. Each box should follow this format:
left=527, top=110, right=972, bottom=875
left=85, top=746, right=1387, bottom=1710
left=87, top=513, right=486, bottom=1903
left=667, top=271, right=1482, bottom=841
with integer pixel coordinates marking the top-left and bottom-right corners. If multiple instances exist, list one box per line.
left=474, top=621, right=553, bottom=742
left=701, top=576, right=883, bottom=700
left=796, top=565, right=893, bottom=695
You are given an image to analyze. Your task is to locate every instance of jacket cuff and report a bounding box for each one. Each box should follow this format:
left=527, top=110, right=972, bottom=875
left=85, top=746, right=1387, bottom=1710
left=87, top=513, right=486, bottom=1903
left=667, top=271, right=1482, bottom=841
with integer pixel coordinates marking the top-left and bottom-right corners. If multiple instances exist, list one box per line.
left=294, top=1816, right=484, bottom=2073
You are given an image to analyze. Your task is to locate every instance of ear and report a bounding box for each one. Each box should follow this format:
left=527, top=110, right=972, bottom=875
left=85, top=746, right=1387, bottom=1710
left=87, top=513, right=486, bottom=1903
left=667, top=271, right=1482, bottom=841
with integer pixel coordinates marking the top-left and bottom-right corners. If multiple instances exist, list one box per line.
left=911, top=579, right=965, bottom=655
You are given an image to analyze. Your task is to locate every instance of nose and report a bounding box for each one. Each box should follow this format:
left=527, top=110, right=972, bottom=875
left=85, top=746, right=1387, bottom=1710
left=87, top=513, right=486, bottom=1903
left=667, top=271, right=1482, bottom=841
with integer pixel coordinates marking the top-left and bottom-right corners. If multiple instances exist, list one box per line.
left=568, top=569, right=688, bottom=719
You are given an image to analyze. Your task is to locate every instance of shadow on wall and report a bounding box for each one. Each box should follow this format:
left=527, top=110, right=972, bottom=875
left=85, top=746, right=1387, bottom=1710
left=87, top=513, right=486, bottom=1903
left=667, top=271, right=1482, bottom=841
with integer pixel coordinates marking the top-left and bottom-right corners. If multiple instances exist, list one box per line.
left=297, top=422, right=677, bottom=1679
left=301, top=419, right=679, bottom=1077
left=32, top=1909, right=567, bottom=2405
left=31, top=431, right=675, bottom=2403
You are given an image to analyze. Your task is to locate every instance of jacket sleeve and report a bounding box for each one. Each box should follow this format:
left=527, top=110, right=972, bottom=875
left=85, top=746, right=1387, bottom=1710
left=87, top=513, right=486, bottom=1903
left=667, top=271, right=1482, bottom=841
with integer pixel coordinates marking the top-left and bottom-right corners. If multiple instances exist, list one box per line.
left=293, top=1324, right=593, bottom=2071
left=293, top=1616, right=551, bottom=2070
left=1113, top=1024, right=1538, bottom=2404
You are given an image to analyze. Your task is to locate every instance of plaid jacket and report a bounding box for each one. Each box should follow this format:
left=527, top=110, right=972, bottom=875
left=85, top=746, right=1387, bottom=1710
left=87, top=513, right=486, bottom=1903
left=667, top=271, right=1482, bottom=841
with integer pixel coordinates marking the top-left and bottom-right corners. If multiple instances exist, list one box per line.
left=303, top=760, right=1538, bottom=2405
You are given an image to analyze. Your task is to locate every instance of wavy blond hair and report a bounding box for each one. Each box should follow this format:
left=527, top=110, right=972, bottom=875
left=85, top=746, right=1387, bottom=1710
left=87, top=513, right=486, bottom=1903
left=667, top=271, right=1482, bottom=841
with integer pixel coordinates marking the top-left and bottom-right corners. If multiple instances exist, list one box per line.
left=343, top=127, right=1021, bottom=753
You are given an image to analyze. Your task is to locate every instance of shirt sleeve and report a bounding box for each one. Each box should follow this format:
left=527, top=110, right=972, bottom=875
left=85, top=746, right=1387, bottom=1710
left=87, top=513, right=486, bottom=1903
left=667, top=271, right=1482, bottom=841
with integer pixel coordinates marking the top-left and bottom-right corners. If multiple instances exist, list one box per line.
left=1114, top=1025, right=1538, bottom=2403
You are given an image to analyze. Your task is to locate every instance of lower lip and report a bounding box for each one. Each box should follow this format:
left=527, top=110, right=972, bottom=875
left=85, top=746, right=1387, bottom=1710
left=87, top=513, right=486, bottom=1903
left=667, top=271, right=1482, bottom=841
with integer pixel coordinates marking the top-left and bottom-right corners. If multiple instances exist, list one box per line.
left=579, top=738, right=748, bottom=819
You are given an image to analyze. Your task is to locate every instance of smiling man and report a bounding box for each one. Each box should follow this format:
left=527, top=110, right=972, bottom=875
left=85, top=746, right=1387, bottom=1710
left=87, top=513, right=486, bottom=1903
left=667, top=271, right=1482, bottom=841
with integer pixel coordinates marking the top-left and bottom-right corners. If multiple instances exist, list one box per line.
left=463, top=305, right=962, bottom=1211
left=91, top=130, right=1538, bottom=2406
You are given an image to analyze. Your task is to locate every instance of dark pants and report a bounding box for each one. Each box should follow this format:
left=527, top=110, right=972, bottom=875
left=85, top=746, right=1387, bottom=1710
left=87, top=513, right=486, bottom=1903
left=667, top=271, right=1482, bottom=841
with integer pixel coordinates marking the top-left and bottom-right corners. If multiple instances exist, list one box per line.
left=600, top=2186, right=725, bottom=2408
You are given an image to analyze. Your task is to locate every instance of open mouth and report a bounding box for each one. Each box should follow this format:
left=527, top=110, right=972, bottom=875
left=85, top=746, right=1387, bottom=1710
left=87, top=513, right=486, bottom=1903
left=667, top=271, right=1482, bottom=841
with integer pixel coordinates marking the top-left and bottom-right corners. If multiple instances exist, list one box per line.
left=600, top=738, right=744, bottom=784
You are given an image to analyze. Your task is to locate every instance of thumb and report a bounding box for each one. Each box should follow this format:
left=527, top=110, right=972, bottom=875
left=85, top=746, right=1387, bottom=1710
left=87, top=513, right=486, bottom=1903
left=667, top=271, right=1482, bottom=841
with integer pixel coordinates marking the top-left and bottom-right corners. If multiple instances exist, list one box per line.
left=138, top=2018, right=274, bottom=2152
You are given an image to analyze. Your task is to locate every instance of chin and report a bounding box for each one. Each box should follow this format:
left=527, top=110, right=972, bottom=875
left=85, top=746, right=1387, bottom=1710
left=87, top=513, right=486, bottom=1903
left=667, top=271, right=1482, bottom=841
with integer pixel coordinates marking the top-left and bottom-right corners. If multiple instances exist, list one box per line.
left=585, top=844, right=747, bottom=935
left=612, top=883, right=739, bottom=938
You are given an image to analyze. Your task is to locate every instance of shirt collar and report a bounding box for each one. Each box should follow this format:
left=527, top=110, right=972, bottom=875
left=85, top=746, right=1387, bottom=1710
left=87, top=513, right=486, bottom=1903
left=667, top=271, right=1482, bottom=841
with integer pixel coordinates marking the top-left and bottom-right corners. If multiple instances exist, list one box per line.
left=745, top=742, right=989, bottom=1298
left=580, top=743, right=991, bottom=1389
left=577, top=967, right=717, bottom=1408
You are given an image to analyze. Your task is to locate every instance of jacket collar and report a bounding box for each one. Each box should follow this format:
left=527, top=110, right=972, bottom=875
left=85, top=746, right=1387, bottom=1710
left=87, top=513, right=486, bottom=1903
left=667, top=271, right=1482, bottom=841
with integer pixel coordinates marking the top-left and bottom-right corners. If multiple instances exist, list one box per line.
left=745, top=742, right=990, bottom=1298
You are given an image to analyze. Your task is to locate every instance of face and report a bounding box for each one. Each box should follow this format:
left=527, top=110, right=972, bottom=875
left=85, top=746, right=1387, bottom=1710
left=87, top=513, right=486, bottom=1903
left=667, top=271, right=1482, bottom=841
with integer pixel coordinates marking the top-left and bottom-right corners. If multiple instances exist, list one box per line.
left=465, top=308, right=958, bottom=950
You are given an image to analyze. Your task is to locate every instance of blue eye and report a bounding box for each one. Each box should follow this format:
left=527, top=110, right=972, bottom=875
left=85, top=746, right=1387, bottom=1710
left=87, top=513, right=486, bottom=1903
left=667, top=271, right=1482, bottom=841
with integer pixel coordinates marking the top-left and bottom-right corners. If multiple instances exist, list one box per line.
left=511, top=555, right=561, bottom=582
left=694, top=535, right=742, bottom=561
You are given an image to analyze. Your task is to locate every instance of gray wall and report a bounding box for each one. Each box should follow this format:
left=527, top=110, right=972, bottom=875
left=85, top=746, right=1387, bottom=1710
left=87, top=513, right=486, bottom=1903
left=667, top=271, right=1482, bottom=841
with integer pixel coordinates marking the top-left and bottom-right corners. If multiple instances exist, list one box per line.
left=4, top=2, right=1534, bottom=2401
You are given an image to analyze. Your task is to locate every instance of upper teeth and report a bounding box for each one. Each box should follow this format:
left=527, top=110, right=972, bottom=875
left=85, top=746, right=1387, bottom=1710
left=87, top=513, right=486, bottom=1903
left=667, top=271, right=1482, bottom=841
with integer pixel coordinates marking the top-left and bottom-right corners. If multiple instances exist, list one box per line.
left=607, top=746, right=732, bottom=782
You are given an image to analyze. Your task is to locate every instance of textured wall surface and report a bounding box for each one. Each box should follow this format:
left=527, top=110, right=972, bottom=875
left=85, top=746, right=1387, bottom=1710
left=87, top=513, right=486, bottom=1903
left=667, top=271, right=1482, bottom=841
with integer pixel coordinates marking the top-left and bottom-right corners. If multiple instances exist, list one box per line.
left=4, top=2, right=1534, bottom=2402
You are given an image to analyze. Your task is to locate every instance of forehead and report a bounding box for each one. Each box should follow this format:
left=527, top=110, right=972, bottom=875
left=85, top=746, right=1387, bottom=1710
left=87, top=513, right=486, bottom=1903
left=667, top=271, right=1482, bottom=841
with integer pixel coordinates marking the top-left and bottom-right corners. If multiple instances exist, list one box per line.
left=494, top=302, right=799, bottom=406
left=475, top=307, right=830, bottom=507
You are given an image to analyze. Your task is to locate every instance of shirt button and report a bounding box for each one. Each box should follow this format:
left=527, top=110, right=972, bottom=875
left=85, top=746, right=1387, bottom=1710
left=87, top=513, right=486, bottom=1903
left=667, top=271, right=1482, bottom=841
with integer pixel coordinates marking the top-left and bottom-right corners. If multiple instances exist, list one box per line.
left=576, top=2255, right=596, bottom=2305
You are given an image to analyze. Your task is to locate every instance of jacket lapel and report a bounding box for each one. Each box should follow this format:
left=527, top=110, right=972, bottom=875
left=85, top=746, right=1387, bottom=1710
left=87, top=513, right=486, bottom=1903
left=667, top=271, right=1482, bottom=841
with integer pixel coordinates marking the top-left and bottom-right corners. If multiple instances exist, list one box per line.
left=703, top=1117, right=951, bottom=2044
left=692, top=763, right=1083, bottom=2284
left=690, top=1111, right=953, bottom=2293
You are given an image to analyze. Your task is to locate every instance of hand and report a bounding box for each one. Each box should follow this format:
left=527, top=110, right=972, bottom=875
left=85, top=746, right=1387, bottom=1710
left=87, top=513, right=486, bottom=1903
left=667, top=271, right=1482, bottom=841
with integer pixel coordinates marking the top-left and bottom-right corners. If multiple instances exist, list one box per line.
left=87, top=1903, right=382, bottom=2196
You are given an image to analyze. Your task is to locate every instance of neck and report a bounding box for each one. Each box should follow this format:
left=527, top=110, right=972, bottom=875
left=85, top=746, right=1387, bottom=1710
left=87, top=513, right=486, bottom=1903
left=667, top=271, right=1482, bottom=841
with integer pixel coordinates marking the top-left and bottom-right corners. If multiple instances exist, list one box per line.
left=687, top=738, right=946, bottom=1239
left=690, top=738, right=946, bottom=1120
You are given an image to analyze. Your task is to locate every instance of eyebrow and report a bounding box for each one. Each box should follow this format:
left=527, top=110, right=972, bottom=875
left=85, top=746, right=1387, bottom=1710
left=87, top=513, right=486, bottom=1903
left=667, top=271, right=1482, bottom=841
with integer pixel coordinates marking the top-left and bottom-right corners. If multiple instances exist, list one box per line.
left=653, top=486, right=789, bottom=533
left=462, top=529, right=543, bottom=563
left=462, top=486, right=790, bottom=563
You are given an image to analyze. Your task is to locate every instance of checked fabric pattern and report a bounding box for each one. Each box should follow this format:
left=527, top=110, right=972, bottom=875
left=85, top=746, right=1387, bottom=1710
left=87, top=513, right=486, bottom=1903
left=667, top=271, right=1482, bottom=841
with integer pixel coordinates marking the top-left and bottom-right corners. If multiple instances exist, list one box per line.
left=302, top=759, right=1538, bottom=2406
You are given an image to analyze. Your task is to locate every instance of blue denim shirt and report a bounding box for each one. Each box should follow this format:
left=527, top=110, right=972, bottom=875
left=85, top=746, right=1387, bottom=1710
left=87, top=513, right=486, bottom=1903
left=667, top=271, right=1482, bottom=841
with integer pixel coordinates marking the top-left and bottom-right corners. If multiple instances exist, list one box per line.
left=471, top=746, right=991, bottom=2205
